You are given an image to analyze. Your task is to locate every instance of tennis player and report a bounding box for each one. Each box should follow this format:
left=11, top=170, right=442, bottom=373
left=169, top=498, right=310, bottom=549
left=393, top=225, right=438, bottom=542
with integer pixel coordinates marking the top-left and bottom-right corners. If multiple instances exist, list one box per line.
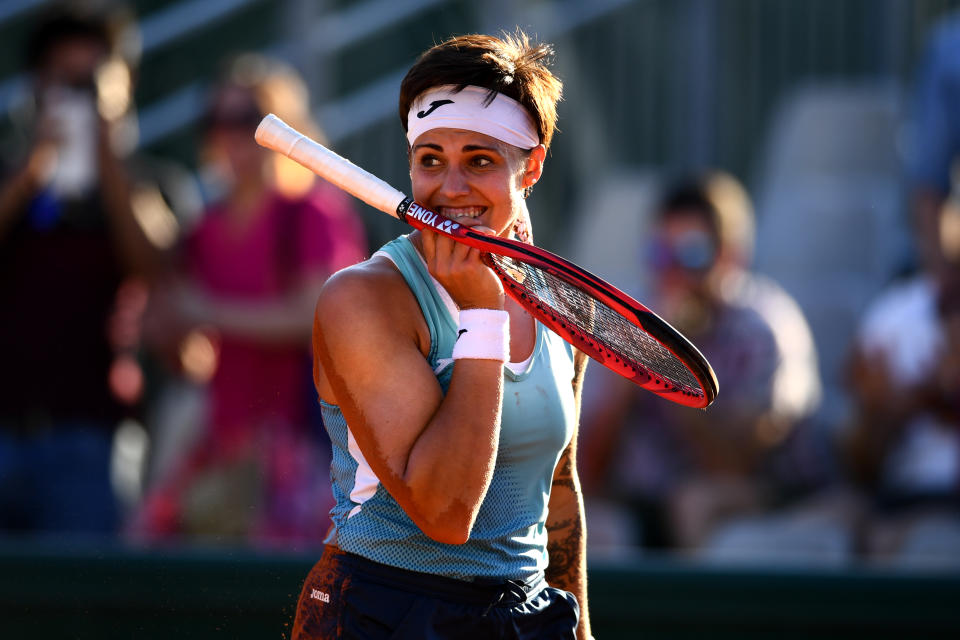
left=291, top=32, right=591, bottom=639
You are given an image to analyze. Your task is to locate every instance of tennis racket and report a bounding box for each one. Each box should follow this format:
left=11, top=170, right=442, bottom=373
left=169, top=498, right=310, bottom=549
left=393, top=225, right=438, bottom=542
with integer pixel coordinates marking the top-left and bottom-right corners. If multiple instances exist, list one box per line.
left=255, top=114, right=718, bottom=408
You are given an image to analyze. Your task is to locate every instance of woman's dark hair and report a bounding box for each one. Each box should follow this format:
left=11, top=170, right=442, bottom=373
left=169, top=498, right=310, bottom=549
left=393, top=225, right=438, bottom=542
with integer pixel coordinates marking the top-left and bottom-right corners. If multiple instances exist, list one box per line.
left=203, top=54, right=325, bottom=143
left=656, top=181, right=722, bottom=244
left=25, top=10, right=112, bottom=71
left=399, top=31, right=563, bottom=150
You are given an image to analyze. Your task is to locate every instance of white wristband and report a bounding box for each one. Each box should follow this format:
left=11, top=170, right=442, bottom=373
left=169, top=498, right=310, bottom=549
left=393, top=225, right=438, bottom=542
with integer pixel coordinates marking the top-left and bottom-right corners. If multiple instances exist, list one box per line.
left=452, top=309, right=510, bottom=362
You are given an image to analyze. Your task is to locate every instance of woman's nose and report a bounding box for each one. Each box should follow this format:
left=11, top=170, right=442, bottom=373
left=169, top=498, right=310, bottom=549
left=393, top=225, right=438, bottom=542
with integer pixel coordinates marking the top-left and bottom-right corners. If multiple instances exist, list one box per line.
left=440, top=165, right=470, bottom=197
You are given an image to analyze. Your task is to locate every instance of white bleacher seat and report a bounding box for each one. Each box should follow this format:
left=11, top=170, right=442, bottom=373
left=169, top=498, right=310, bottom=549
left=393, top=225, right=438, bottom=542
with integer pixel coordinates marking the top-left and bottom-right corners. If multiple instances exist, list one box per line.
left=752, top=81, right=910, bottom=430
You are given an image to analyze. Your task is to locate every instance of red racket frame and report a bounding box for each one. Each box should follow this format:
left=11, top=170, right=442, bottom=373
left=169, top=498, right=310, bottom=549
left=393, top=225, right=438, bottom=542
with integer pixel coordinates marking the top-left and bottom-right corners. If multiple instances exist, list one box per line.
left=397, top=199, right=718, bottom=408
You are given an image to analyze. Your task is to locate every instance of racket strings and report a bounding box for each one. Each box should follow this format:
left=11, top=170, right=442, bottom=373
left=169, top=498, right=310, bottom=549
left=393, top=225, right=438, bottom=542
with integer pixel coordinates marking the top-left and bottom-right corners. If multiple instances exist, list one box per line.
left=490, top=254, right=702, bottom=396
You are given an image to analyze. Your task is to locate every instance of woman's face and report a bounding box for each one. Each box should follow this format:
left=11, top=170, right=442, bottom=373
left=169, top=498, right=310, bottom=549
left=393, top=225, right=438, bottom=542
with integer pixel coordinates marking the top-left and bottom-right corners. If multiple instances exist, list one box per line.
left=650, top=212, right=719, bottom=296
left=409, top=128, right=542, bottom=238
left=204, top=86, right=268, bottom=184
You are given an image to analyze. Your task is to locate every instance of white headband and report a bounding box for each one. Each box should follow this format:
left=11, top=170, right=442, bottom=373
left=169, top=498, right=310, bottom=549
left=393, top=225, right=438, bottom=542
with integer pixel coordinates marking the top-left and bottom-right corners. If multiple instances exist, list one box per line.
left=406, top=85, right=539, bottom=150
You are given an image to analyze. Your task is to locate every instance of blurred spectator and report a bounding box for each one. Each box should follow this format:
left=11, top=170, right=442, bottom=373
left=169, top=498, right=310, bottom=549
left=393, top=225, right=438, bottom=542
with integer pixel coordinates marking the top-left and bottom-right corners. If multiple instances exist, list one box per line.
left=908, top=11, right=960, bottom=280
left=844, top=170, right=960, bottom=565
left=580, top=173, right=824, bottom=554
left=838, top=9, right=960, bottom=566
left=0, top=6, right=197, bottom=538
left=134, top=55, right=368, bottom=547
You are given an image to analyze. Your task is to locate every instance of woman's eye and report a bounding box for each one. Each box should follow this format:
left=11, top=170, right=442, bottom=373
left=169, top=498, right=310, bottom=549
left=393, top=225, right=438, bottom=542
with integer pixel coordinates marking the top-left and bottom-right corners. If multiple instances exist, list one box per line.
left=419, top=154, right=441, bottom=167
left=471, top=156, right=493, bottom=168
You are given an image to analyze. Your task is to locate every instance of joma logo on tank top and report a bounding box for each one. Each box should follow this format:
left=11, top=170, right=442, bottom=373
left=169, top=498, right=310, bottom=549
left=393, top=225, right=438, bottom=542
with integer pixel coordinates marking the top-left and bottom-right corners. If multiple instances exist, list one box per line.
left=406, top=203, right=462, bottom=234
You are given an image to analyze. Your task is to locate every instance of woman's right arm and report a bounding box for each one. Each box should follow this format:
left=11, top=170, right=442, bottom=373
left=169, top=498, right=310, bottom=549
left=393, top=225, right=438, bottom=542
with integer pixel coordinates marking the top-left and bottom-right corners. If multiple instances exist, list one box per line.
left=0, top=141, right=55, bottom=241
left=0, top=167, right=36, bottom=240
left=313, top=259, right=504, bottom=544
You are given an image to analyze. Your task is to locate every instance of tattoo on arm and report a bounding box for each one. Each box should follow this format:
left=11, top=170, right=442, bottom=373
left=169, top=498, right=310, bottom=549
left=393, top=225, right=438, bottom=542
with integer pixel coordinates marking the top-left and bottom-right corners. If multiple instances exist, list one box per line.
left=545, top=514, right=583, bottom=587
left=551, top=445, right=576, bottom=493
left=545, top=351, right=592, bottom=638
left=545, top=449, right=582, bottom=588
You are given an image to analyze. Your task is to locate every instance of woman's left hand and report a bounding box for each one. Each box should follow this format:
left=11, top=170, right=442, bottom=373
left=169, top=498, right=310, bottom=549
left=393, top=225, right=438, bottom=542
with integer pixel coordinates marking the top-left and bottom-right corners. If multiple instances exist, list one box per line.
left=420, top=227, right=504, bottom=310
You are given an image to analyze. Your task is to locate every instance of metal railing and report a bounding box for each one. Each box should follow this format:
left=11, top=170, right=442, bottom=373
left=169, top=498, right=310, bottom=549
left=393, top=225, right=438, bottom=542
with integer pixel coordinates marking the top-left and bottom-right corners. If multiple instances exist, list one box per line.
left=0, top=0, right=266, bottom=113
left=318, top=0, right=635, bottom=144
left=138, top=0, right=454, bottom=146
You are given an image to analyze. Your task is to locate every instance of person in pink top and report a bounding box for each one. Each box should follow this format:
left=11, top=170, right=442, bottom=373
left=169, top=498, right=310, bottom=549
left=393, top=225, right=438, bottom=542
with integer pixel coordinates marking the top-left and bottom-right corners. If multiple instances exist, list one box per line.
left=186, top=178, right=365, bottom=451
left=136, top=55, right=367, bottom=546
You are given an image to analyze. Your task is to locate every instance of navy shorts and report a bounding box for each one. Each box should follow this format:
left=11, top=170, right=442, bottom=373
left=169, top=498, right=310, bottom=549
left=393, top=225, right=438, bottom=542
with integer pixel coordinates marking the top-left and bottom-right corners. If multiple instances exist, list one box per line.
left=292, top=545, right=579, bottom=639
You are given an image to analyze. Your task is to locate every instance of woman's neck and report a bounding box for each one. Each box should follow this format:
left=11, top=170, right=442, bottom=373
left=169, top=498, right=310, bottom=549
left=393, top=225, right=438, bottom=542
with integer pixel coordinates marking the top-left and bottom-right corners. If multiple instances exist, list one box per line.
left=226, top=175, right=269, bottom=219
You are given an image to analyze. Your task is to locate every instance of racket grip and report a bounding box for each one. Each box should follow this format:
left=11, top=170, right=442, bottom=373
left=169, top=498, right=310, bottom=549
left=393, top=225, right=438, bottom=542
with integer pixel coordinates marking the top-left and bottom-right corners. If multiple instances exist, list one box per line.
left=255, top=114, right=407, bottom=219
left=255, top=113, right=302, bottom=157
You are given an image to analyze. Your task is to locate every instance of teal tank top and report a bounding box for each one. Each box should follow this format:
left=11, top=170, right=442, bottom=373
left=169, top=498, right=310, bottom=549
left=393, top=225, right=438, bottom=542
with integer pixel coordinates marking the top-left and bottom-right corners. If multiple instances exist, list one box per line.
left=321, top=235, right=577, bottom=582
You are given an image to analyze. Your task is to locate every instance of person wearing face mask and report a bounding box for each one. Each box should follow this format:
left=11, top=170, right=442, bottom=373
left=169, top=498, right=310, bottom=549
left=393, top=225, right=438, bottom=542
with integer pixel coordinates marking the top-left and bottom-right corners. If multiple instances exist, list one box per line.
left=0, top=7, right=176, bottom=538
left=580, top=175, right=823, bottom=555
left=292, top=31, right=590, bottom=640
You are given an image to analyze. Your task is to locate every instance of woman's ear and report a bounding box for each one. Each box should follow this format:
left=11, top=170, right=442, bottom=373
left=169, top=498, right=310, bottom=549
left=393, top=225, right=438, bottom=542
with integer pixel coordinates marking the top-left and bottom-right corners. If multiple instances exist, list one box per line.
left=522, top=144, right=547, bottom=189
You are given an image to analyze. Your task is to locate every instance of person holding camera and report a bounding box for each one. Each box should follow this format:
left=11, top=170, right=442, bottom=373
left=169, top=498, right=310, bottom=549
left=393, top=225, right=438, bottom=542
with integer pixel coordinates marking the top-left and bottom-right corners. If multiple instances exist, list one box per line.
left=0, top=8, right=171, bottom=537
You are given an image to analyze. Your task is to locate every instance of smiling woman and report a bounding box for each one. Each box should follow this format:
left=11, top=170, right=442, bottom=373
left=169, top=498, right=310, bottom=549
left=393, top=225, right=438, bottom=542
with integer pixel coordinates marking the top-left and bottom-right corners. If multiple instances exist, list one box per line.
left=291, top=31, right=591, bottom=640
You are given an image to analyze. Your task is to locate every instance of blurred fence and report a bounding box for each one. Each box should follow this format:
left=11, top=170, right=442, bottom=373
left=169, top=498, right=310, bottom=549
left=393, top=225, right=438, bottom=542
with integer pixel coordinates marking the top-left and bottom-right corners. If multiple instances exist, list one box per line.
left=1, top=540, right=959, bottom=639
left=4, top=0, right=960, bottom=249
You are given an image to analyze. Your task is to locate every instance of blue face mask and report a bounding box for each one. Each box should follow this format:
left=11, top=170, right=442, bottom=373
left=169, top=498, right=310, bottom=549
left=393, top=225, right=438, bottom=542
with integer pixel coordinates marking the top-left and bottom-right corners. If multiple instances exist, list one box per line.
left=648, top=229, right=717, bottom=272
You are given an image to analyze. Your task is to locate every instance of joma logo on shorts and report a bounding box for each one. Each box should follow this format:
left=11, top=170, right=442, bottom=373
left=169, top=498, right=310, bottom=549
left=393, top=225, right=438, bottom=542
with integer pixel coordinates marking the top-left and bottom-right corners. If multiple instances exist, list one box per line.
left=310, top=589, right=330, bottom=603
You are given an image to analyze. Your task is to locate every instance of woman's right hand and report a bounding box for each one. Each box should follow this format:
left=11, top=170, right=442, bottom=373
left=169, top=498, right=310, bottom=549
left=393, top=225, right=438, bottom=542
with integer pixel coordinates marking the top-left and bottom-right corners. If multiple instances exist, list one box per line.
left=420, top=228, right=504, bottom=311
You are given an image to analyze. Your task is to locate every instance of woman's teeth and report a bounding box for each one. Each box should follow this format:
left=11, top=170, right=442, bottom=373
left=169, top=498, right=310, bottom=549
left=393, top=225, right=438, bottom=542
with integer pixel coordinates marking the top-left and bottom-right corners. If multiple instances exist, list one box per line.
left=440, top=207, right=485, bottom=219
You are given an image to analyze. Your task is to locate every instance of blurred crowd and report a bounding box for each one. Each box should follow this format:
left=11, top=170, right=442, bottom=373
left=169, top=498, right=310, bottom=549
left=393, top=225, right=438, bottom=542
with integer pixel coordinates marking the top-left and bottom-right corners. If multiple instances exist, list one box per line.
left=0, top=4, right=957, bottom=567
left=0, top=6, right=367, bottom=549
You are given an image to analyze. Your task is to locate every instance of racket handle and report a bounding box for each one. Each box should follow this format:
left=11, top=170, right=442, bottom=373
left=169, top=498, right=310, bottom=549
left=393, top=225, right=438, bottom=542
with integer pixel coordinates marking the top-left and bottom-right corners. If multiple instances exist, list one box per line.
left=255, top=114, right=407, bottom=219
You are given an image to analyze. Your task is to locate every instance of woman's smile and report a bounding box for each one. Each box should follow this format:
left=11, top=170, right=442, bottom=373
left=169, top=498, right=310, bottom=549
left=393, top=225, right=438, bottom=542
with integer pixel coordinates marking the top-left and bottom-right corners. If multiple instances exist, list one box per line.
left=410, top=128, right=526, bottom=238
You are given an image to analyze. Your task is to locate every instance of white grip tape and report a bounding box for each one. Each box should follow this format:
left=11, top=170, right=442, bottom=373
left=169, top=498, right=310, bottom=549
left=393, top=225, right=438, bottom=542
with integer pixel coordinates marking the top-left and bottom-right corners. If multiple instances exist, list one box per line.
left=452, top=309, right=510, bottom=362
left=255, top=114, right=407, bottom=218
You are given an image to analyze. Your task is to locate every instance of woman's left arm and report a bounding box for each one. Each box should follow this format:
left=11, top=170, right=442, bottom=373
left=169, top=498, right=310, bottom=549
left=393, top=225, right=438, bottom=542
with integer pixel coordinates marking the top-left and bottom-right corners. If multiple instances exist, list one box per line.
left=546, top=349, right=591, bottom=640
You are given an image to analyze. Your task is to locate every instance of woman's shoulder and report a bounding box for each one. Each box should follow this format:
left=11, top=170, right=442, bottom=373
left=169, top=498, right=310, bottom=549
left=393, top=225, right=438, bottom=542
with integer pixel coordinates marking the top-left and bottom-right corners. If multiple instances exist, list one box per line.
left=322, top=254, right=401, bottom=297
left=316, top=254, right=411, bottom=322
left=315, top=253, right=428, bottom=358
